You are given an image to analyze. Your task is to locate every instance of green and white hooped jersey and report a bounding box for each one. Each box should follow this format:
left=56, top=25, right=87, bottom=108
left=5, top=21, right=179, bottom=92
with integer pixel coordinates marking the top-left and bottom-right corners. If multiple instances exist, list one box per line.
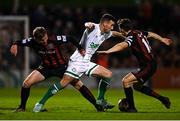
left=70, top=23, right=112, bottom=62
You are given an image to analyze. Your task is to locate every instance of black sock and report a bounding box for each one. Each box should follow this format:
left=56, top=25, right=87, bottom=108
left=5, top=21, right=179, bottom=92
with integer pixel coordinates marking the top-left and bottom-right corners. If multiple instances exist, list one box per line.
left=79, top=85, right=96, bottom=106
left=136, top=85, right=163, bottom=101
left=124, top=87, right=135, bottom=109
left=19, top=87, right=30, bottom=109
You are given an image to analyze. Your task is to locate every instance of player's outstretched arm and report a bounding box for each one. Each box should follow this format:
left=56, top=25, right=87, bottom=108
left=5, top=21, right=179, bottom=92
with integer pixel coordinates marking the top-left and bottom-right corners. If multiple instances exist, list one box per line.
left=10, top=38, right=34, bottom=56
left=10, top=44, right=18, bottom=56
left=147, top=32, right=173, bottom=46
left=111, top=31, right=125, bottom=39
left=66, top=36, right=86, bottom=56
left=97, top=41, right=128, bottom=54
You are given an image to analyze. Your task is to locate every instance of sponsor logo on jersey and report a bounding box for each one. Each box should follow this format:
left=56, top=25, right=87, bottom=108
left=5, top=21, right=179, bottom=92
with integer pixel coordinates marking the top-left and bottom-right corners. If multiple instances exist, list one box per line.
left=38, top=50, right=56, bottom=54
left=89, top=42, right=99, bottom=49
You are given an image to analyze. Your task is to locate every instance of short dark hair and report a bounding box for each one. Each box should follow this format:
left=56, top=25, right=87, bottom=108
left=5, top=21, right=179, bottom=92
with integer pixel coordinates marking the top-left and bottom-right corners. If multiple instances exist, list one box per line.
left=117, top=18, right=133, bottom=31
left=100, top=13, right=116, bottom=23
left=33, top=27, right=47, bottom=41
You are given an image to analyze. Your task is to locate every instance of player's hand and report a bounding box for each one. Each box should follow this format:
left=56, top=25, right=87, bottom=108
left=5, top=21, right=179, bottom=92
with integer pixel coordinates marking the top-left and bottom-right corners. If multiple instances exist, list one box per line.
left=85, top=22, right=95, bottom=32
left=163, top=38, right=173, bottom=46
left=10, top=44, right=18, bottom=56
left=97, top=51, right=109, bottom=54
left=79, top=48, right=86, bottom=57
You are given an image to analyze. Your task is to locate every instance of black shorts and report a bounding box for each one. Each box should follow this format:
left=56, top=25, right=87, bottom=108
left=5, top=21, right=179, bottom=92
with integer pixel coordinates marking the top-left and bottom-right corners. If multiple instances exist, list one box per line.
left=132, top=60, right=157, bottom=84
left=36, top=64, right=67, bottom=79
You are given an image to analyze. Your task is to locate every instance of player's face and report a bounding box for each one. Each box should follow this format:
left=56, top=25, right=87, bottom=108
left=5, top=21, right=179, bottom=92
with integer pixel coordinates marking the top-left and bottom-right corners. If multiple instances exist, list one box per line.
left=40, top=33, right=48, bottom=46
left=103, top=20, right=115, bottom=33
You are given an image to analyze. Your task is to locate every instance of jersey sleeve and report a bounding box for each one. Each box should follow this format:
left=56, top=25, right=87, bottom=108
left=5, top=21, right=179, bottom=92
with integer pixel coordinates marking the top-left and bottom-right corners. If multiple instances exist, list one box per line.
left=125, top=35, right=134, bottom=47
left=56, top=35, right=68, bottom=44
left=56, top=35, right=83, bottom=50
left=13, top=37, right=33, bottom=47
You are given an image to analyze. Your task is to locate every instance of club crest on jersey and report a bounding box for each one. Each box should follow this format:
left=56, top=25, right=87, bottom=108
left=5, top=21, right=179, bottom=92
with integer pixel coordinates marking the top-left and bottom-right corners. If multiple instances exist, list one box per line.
left=72, top=68, right=76, bottom=72
left=89, top=42, right=99, bottom=49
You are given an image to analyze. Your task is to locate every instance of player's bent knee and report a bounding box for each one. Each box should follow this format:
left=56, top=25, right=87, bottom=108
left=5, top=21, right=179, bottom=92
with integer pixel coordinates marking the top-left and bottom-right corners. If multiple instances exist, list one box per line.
left=60, top=81, right=68, bottom=88
left=106, top=71, right=112, bottom=78
left=133, top=83, right=143, bottom=91
left=122, top=79, right=129, bottom=88
left=22, top=81, right=32, bottom=88
left=71, top=80, right=83, bottom=90
left=109, top=71, right=113, bottom=78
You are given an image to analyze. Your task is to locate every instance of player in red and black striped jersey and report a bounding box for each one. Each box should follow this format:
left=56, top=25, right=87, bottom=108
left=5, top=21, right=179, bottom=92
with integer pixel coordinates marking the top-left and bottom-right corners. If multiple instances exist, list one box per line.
left=12, top=29, right=85, bottom=69
left=125, top=30, right=154, bottom=67
left=11, top=27, right=102, bottom=112
left=98, top=18, right=173, bottom=112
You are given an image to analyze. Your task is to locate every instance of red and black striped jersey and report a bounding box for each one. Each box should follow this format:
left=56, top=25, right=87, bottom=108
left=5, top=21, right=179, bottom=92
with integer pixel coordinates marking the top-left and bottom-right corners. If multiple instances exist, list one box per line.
left=125, top=30, right=155, bottom=67
left=14, top=35, right=81, bottom=68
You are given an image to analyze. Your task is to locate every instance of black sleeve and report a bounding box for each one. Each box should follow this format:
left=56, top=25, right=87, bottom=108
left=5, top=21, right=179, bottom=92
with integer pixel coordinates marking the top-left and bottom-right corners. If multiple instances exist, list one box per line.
left=56, top=35, right=83, bottom=50
left=66, top=35, right=83, bottom=50
left=13, top=37, right=33, bottom=47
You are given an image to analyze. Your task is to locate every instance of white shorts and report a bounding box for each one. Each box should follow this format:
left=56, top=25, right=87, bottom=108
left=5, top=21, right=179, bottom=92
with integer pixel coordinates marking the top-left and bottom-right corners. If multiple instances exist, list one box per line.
left=64, top=60, right=99, bottom=79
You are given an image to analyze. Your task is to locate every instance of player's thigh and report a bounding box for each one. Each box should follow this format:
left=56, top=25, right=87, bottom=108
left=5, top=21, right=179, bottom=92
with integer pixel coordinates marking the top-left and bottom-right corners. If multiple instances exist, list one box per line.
left=23, top=70, right=45, bottom=87
left=60, top=74, right=76, bottom=87
left=91, top=65, right=112, bottom=78
left=132, top=63, right=156, bottom=84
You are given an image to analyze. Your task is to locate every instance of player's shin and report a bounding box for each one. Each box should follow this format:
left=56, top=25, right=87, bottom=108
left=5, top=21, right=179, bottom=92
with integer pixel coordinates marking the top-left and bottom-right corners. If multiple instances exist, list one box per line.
left=79, top=85, right=104, bottom=111
left=79, top=85, right=96, bottom=105
left=123, top=82, right=136, bottom=109
left=97, top=77, right=110, bottom=100
left=124, top=87, right=135, bottom=109
left=96, top=78, right=115, bottom=109
left=39, top=81, right=63, bottom=105
left=19, top=87, right=30, bottom=109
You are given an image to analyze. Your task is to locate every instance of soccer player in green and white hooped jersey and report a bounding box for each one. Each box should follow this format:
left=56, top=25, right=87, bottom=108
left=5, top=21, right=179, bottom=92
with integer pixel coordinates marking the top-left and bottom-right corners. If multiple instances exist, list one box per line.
left=33, top=13, right=125, bottom=112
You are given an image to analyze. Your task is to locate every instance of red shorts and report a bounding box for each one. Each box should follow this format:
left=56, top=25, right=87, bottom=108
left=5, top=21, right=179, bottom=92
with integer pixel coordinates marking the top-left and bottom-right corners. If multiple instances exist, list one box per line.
left=132, top=60, right=157, bottom=84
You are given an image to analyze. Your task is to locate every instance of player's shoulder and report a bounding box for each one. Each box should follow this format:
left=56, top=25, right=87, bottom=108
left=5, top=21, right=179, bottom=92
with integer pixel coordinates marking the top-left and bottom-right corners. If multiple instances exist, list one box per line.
left=86, top=23, right=99, bottom=33
left=92, top=23, right=99, bottom=28
left=130, top=30, right=140, bottom=35
left=133, top=30, right=147, bottom=35
left=128, top=30, right=146, bottom=38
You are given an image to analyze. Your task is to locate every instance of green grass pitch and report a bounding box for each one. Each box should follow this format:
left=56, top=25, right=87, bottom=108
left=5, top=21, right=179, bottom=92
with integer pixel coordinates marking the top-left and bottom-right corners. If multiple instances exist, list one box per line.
left=0, top=88, right=180, bottom=120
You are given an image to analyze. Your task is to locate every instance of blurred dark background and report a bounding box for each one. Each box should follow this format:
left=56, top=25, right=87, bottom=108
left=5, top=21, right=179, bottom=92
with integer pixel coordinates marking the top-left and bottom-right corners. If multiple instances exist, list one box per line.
left=0, top=0, right=179, bottom=88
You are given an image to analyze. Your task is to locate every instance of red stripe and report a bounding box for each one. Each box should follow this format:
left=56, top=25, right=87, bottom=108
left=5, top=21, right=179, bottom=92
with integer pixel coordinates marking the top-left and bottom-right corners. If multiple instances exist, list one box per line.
left=55, top=47, right=66, bottom=64
left=49, top=54, right=57, bottom=67
left=43, top=56, right=51, bottom=66
left=45, top=47, right=58, bottom=67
